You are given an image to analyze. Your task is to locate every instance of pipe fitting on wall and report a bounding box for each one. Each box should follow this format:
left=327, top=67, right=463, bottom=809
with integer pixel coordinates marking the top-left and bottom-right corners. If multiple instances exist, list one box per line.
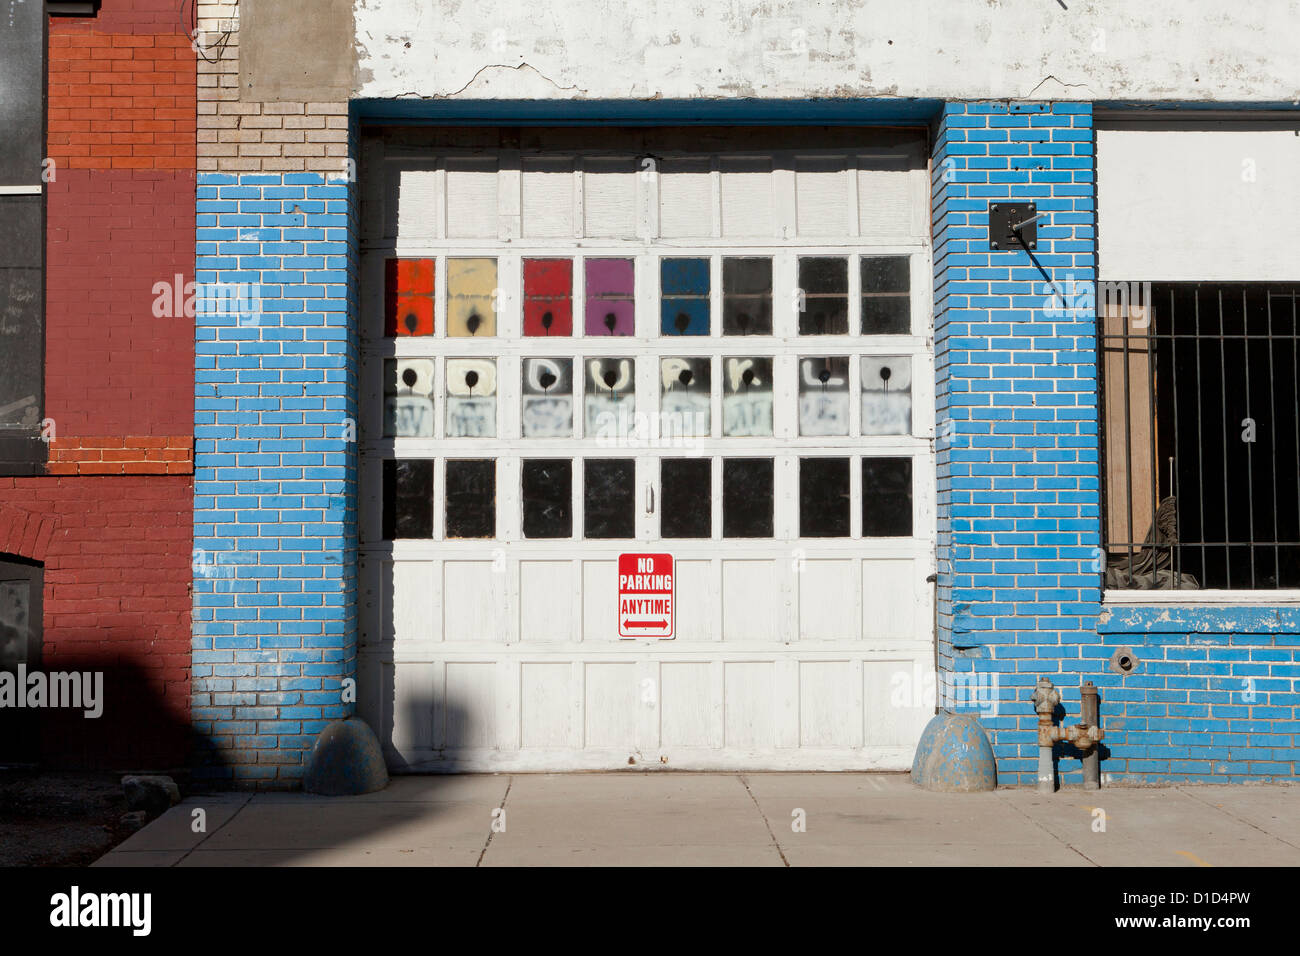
left=1030, top=677, right=1105, bottom=793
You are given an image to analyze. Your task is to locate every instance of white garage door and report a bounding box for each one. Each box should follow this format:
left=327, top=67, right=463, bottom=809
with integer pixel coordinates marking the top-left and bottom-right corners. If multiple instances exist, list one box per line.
left=357, top=127, right=936, bottom=771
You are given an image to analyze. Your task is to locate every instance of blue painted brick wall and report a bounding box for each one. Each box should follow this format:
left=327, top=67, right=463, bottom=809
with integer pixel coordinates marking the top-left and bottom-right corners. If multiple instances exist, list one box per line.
left=192, top=169, right=358, bottom=788
left=932, top=101, right=1297, bottom=784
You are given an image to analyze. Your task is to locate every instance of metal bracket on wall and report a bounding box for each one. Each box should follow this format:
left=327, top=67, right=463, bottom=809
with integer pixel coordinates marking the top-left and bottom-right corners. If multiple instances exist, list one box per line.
left=989, top=201, right=1039, bottom=251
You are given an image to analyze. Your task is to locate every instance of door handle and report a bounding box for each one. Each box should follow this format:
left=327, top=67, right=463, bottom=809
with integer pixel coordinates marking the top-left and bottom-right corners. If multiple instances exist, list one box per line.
left=646, top=484, right=655, bottom=514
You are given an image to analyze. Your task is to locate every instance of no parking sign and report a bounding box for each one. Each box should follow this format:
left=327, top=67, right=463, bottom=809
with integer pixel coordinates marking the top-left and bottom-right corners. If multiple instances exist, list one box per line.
left=618, top=553, right=674, bottom=639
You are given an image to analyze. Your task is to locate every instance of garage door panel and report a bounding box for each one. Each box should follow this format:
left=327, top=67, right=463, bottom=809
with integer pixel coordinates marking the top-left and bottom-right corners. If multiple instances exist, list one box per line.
left=720, top=156, right=775, bottom=237
left=446, top=158, right=499, bottom=238
left=394, top=167, right=440, bottom=241
left=444, top=561, right=507, bottom=642
left=798, top=559, right=857, bottom=640
left=582, top=560, right=619, bottom=641
left=671, top=559, right=713, bottom=642
left=659, top=157, right=713, bottom=238
left=862, top=559, right=917, bottom=640
left=392, top=661, right=438, bottom=752
left=799, top=660, right=858, bottom=748
left=864, top=658, right=931, bottom=749
left=584, top=662, right=637, bottom=749
left=521, top=662, right=576, bottom=749
left=659, top=661, right=716, bottom=748
left=445, top=662, right=497, bottom=750
left=521, top=156, right=576, bottom=238
left=722, top=560, right=779, bottom=642
left=520, top=560, right=575, bottom=642
left=388, top=560, right=438, bottom=643
left=724, top=661, right=775, bottom=750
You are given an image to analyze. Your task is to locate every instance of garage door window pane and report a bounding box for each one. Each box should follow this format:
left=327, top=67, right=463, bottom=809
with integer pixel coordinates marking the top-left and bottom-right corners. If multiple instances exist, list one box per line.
left=585, top=258, right=635, bottom=336
left=800, top=457, right=850, bottom=538
left=798, top=356, right=849, bottom=436
left=585, top=357, right=635, bottom=438
left=862, top=457, right=913, bottom=537
left=384, top=358, right=435, bottom=437
left=584, top=458, right=636, bottom=539
left=445, top=459, right=496, bottom=538
left=446, top=358, right=496, bottom=437
left=661, top=257, right=710, bottom=335
left=447, top=257, right=497, bottom=337
left=521, top=357, right=573, bottom=438
left=383, top=459, right=433, bottom=539
left=723, top=458, right=774, bottom=538
left=860, top=355, right=912, bottom=436
left=522, top=459, right=573, bottom=538
left=798, top=256, right=848, bottom=335
left=661, top=458, right=711, bottom=538
left=860, top=256, right=911, bottom=334
left=523, top=257, right=573, bottom=336
left=385, top=258, right=435, bottom=336
left=722, top=357, right=773, bottom=436
left=660, top=357, right=710, bottom=439
left=722, top=257, right=772, bottom=335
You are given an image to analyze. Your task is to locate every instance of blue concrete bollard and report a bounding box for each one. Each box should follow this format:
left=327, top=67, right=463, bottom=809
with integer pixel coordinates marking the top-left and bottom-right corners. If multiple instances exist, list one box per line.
left=911, top=712, right=997, bottom=792
left=303, top=716, right=390, bottom=795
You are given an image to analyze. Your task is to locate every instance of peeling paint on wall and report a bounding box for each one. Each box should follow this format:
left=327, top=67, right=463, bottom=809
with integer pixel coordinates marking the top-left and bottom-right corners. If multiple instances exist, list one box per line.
left=353, top=0, right=1300, bottom=102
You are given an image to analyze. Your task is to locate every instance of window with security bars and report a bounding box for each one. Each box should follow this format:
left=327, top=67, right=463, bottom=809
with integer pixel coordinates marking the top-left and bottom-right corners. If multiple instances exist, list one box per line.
left=1100, top=282, right=1300, bottom=590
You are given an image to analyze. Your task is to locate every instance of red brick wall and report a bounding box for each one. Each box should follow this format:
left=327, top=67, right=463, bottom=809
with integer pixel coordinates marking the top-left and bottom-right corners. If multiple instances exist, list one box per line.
left=47, top=31, right=195, bottom=171
left=0, top=1, right=196, bottom=770
left=44, top=168, right=195, bottom=439
left=0, top=477, right=193, bottom=768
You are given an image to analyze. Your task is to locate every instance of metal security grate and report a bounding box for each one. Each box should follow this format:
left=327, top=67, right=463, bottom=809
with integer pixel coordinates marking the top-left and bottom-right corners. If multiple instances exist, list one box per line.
left=1100, top=282, right=1300, bottom=590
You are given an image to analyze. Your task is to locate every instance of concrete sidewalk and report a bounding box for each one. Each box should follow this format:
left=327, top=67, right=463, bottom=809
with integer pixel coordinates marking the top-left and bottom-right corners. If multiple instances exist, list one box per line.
left=92, top=773, right=1300, bottom=867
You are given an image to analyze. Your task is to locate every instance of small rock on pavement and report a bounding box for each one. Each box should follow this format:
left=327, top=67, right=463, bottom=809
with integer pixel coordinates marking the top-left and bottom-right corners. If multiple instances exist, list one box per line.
left=121, top=775, right=181, bottom=818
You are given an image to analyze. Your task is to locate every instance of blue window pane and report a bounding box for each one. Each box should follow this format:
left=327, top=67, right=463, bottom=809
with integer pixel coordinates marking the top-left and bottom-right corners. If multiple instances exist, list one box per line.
left=661, top=257, right=710, bottom=294
left=661, top=257, right=710, bottom=335
left=661, top=298, right=709, bottom=335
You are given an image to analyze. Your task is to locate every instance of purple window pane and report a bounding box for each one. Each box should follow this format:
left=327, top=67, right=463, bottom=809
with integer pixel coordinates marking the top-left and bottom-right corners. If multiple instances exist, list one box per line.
left=585, top=258, right=635, bottom=295
left=585, top=258, right=635, bottom=336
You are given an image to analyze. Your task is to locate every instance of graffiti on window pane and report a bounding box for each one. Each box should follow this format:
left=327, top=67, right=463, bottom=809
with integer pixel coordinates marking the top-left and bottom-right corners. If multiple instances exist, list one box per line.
left=446, top=358, right=497, bottom=437
left=860, top=355, right=912, bottom=436
left=523, top=258, right=573, bottom=336
left=723, top=357, right=773, bottom=437
left=659, top=357, right=710, bottom=438
left=661, top=257, right=710, bottom=335
left=585, top=258, right=635, bottom=336
left=447, top=257, right=497, bottom=337
left=585, top=357, right=636, bottom=441
left=521, top=357, right=573, bottom=438
left=384, top=358, right=435, bottom=437
left=385, top=258, right=435, bottom=336
left=798, top=356, right=849, bottom=436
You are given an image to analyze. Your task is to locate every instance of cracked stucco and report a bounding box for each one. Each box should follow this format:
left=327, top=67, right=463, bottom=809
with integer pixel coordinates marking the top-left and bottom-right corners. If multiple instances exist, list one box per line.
left=352, top=0, right=1300, bottom=102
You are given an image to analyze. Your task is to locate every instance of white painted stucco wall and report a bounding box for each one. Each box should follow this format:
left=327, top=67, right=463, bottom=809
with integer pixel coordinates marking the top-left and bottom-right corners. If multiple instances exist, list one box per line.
left=354, top=0, right=1300, bottom=103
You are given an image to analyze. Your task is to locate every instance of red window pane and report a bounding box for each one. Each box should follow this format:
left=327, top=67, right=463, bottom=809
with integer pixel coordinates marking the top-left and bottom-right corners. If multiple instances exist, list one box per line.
left=385, top=258, right=436, bottom=336
left=523, top=258, right=573, bottom=336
